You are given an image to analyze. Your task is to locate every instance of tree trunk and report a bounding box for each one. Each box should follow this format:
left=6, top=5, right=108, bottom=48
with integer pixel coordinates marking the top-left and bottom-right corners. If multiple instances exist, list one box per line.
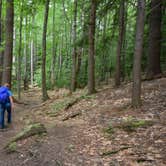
left=2, top=0, right=14, bottom=86
left=115, top=0, right=125, bottom=87
left=71, top=0, right=78, bottom=92
left=121, top=1, right=128, bottom=81
left=30, top=15, right=35, bottom=86
left=88, top=0, right=96, bottom=94
left=41, top=0, right=50, bottom=101
left=146, top=0, right=162, bottom=79
left=51, top=0, right=56, bottom=90
left=132, top=0, right=145, bottom=108
left=17, top=1, right=23, bottom=99
left=23, top=16, right=29, bottom=90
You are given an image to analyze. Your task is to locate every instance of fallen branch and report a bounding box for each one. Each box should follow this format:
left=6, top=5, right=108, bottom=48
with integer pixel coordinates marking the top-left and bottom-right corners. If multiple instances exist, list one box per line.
left=62, top=111, right=82, bottom=121
left=5, top=123, right=47, bottom=152
left=101, top=146, right=132, bottom=156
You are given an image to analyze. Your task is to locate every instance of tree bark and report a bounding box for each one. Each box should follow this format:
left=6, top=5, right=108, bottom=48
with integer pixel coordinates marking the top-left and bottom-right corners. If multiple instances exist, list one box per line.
left=41, top=0, right=50, bottom=101
left=51, top=0, right=56, bottom=90
left=88, top=0, right=96, bottom=94
left=115, top=0, right=125, bottom=87
left=23, top=16, right=29, bottom=90
left=132, top=0, right=145, bottom=108
left=71, top=0, right=78, bottom=92
left=146, top=0, right=162, bottom=79
left=121, top=1, right=128, bottom=81
left=2, top=0, right=14, bottom=86
left=30, top=15, right=35, bottom=86
left=17, top=1, right=23, bottom=99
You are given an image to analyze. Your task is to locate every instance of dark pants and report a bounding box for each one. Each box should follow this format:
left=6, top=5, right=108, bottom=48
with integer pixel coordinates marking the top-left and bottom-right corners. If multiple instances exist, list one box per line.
left=0, top=102, right=11, bottom=129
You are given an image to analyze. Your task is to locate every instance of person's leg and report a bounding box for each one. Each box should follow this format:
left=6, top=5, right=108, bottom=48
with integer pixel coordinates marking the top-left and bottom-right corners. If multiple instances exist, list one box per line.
left=0, top=104, right=5, bottom=129
left=6, top=103, right=12, bottom=124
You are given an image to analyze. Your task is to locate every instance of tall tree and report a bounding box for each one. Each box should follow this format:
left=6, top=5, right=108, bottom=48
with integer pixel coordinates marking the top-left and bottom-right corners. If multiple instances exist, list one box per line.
left=132, top=0, right=146, bottom=107
left=17, top=1, right=23, bottom=99
left=41, top=0, right=50, bottom=101
left=30, top=14, right=35, bottom=86
left=71, top=0, right=78, bottom=92
left=2, top=0, right=14, bottom=85
left=88, top=0, right=96, bottom=94
left=146, top=0, right=162, bottom=79
left=115, top=0, right=125, bottom=87
left=51, top=0, right=56, bottom=90
left=23, top=16, right=29, bottom=90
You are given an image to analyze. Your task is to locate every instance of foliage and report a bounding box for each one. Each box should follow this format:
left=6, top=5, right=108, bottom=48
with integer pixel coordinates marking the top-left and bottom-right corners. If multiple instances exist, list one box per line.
left=1, top=0, right=165, bottom=89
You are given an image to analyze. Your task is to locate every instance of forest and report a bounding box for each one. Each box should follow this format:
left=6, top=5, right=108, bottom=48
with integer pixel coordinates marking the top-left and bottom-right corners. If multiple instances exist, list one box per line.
left=0, top=0, right=165, bottom=165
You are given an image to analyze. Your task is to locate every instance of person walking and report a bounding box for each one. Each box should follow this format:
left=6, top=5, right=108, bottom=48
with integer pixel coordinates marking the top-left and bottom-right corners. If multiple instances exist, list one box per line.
left=0, top=83, right=14, bottom=129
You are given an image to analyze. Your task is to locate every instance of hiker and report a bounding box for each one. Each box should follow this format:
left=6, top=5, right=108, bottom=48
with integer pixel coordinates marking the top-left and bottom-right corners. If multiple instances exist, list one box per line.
left=0, top=83, right=14, bottom=129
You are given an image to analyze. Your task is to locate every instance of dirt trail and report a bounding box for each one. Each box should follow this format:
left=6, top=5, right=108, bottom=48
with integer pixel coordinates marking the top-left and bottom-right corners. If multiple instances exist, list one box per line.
left=0, top=79, right=166, bottom=166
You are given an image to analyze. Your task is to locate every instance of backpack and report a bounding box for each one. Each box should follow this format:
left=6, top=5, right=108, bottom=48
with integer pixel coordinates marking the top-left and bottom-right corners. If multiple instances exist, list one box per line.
left=0, top=86, right=9, bottom=104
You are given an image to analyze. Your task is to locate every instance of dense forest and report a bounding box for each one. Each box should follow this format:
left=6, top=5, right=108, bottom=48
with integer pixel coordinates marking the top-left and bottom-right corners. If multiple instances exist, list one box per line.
left=0, top=0, right=165, bottom=106
left=0, top=0, right=166, bottom=165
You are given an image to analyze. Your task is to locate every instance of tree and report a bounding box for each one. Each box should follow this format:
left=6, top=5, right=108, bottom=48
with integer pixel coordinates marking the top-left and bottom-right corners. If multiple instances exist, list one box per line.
left=2, top=0, right=14, bottom=85
left=23, top=16, right=29, bottom=90
left=132, top=0, right=146, bottom=107
left=30, top=14, right=35, bottom=86
left=41, top=0, right=50, bottom=101
left=115, top=0, right=125, bottom=87
left=50, top=0, right=56, bottom=90
left=88, top=0, right=96, bottom=94
left=17, top=0, right=23, bottom=99
left=146, top=0, right=162, bottom=79
left=71, top=0, right=78, bottom=92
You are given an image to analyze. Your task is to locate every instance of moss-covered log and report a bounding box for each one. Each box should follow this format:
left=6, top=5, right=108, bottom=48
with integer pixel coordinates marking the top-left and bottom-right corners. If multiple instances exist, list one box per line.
left=5, top=123, right=47, bottom=151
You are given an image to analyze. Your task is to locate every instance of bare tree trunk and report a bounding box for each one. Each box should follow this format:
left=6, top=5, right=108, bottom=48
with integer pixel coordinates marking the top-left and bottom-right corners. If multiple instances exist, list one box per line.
left=132, top=0, right=145, bottom=108
left=2, top=0, right=14, bottom=86
left=88, top=0, right=96, bottom=94
left=30, top=15, right=35, bottom=86
left=71, top=0, right=78, bottom=92
left=146, top=0, right=162, bottom=79
left=121, top=1, right=128, bottom=81
left=17, top=1, right=23, bottom=99
left=115, top=0, right=125, bottom=87
left=23, top=16, right=29, bottom=90
left=41, top=0, right=50, bottom=101
left=51, top=0, right=56, bottom=90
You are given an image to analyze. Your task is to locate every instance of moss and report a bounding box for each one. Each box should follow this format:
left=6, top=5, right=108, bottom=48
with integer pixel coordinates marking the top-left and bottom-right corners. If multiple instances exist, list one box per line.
left=104, top=122, right=114, bottom=135
left=118, top=118, right=154, bottom=132
left=6, top=142, right=17, bottom=153
left=5, top=123, right=47, bottom=149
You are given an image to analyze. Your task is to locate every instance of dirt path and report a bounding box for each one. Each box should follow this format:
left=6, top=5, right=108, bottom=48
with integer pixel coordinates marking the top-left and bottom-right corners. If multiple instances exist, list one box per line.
left=0, top=79, right=165, bottom=166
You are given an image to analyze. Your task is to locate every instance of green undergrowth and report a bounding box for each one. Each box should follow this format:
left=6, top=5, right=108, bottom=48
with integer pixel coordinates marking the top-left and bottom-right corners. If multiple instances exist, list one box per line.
left=48, top=93, right=96, bottom=117
left=119, top=117, right=154, bottom=132
left=105, top=117, right=154, bottom=135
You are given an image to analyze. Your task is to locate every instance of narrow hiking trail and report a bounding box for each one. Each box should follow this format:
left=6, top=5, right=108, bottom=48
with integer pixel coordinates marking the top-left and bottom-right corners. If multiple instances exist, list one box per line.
left=0, top=78, right=166, bottom=166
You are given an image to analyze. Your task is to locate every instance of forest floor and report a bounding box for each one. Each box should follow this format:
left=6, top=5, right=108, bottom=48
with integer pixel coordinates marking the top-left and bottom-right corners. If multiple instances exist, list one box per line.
left=0, top=78, right=165, bottom=166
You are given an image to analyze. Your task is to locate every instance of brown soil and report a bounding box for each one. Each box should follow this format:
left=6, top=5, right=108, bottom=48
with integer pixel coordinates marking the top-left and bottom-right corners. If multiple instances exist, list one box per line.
left=0, top=78, right=165, bottom=166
